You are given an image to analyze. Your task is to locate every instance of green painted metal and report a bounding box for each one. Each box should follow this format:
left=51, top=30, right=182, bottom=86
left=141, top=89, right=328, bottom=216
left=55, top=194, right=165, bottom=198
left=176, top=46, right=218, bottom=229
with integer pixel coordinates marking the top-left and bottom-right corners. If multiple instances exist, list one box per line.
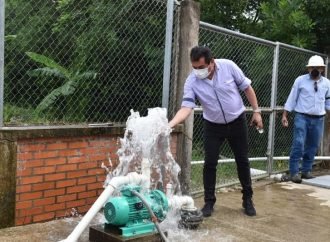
left=104, top=185, right=168, bottom=237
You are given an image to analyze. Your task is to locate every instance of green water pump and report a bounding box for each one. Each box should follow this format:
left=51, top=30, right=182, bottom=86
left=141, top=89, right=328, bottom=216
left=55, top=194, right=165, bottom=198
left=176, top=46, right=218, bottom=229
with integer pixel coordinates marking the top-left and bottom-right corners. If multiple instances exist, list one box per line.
left=104, top=185, right=169, bottom=237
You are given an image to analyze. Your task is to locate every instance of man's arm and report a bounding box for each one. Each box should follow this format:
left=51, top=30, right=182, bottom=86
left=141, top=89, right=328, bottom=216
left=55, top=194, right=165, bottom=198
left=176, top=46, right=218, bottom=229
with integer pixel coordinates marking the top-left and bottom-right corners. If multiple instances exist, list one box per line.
left=169, top=107, right=193, bottom=128
left=244, top=86, right=263, bottom=129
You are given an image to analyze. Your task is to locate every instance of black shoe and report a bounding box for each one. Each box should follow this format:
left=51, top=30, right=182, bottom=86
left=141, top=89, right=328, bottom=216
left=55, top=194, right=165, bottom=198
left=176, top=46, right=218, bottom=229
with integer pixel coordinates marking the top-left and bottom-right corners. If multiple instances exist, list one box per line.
left=290, top=174, right=302, bottom=183
left=301, top=172, right=315, bottom=179
left=242, top=198, right=256, bottom=216
left=201, top=203, right=214, bottom=217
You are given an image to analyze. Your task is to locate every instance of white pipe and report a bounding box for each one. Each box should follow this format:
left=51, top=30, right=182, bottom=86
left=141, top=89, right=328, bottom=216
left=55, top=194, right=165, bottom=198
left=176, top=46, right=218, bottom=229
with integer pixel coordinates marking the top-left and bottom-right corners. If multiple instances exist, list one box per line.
left=60, top=172, right=149, bottom=242
left=168, top=195, right=195, bottom=210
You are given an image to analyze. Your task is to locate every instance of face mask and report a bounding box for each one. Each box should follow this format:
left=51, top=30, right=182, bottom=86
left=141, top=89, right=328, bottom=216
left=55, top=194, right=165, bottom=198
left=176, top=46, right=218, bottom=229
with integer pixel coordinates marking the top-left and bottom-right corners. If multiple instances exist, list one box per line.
left=310, top=68, right=320, bottom=78
left=193, top=67, right=210, bottom=79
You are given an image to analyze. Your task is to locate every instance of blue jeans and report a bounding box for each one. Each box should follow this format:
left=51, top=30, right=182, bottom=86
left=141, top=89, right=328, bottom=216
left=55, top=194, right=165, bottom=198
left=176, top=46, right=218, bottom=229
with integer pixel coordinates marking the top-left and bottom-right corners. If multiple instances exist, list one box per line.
left=289, top=113, right=324, bottom=175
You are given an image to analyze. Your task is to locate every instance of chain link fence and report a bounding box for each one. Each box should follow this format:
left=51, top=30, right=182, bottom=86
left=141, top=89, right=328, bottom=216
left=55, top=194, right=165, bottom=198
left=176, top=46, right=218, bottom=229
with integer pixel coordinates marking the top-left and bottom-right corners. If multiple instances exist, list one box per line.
left=190, top=21, right=328, bottom=193
left=1, top=1, right=328, bottom=193
left=3, top=0, right=174, bottom=125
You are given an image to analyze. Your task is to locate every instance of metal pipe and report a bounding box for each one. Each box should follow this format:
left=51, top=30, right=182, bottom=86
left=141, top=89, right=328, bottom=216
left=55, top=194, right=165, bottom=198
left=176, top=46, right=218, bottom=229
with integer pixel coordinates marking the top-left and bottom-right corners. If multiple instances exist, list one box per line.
left=161, top=0, right=174, bottom=110
left=267, top=42, right=280, bottom=174
left=191, top=156, right=330, bottom=165
left=278, top=42, right=328, bottom=57
left=199, top=21, right=276, bottom=46
left=0, top=0, right=5, bottom=127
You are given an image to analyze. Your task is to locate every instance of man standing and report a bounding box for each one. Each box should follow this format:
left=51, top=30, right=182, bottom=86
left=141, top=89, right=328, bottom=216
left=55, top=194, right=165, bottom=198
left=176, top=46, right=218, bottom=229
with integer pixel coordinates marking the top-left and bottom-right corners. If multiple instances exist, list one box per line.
left=169, top=46, right=263, bottom=217
left=282, top=55, right=330, bottom=183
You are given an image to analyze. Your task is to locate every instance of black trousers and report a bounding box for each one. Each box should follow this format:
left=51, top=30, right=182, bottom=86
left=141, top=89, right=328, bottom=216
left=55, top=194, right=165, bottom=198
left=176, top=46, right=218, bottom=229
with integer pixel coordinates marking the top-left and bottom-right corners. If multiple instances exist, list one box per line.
left=203, top=112, right=253, bottom=205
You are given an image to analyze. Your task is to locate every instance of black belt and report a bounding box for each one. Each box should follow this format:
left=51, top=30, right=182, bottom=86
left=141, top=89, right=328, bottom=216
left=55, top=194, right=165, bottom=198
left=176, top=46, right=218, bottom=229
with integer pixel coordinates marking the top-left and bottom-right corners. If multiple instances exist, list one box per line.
left=296, top=112, right=325, bottom=118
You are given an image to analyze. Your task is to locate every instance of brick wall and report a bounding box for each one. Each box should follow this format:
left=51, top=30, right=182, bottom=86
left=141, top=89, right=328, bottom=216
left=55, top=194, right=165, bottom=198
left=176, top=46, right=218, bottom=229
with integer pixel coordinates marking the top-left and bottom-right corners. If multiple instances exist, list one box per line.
left=13, top=132, right=179, bottom=226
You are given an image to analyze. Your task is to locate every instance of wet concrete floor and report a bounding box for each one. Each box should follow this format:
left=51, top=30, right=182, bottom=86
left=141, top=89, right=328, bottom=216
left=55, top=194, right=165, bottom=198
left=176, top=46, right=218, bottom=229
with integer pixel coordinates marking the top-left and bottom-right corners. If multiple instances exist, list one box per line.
left=0, top=180, right=329, bottom=242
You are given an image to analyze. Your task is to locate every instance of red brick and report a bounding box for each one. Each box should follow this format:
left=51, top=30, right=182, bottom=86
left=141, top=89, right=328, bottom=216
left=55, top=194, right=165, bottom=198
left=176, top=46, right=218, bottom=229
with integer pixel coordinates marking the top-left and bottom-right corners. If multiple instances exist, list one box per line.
left=34, top=197, right=55, bottom=206
left=66, top=199, right=86, bottom=209
left=67, top=185, right=86, bottom=194
left=20, top=176, right=43, bottom=185
left=67, top=170, right=88, bottom=179
left=45, top=173, right=66, bottom=181
left=34, top=151, right=58, bottom=159
left=20, top=191, right=43, bottom=200
left=19, top=207, right=43, bottom=217
left=58, top=149, right=79, bottom=157
left=77, top=205, right=90, bottom=214
left=47, top=143, right=68, bottom=150
left=17, top=152, right=33, bottom=161
left=55, top=209, right=68, bottom=217
left=33, top=212, right=55, bottom=222
left=97, top=176, right=106, bottom=182
left=33, top=166, right=56, bottom=175
left=16, top=216, right=32, bottom=226
left=16, top=201, right=32, bottom=209
left=19, top=144, right=46, bottom=152
left=57, top=194, right=77, bottom=203
left=32, top=182, right=55, bottom=191
left=78, top=191, right=97, bottom=199
left=87, top=168, right=104, bottom=175
left=56, top=179, right=76, bottom=188
left=44, top=188, right=65, bottom=197
left=67, top=156, right=87, bottom=164
left=17, top=168, right=32, bottom=177
left=78, top=177, right=96, bottom=185
left=44, top=203, right=66, bottom=212
left=86, top=197, right=97, bottom=205
left=16, top=185, right=32, bottom=194
left=87, top=182, right=103, bottom=190
left=44, top=158, right=66, bottom=166
left=79, top=148, right=98, bottom=155
left=23, top=160, right=44, bottom=168
left=69, top=141, right=88, bottom=149
left=78, top=162, right=98, bottom=169
left=89, top=155, right=106, bottom=162
left=56, top=164, right=77, bottom=172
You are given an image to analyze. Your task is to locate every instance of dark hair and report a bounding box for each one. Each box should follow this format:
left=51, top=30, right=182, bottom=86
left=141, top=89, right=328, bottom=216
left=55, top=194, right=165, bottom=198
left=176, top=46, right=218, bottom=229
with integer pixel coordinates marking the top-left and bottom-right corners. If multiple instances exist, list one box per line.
left=190, top=46, right=213, bottom=64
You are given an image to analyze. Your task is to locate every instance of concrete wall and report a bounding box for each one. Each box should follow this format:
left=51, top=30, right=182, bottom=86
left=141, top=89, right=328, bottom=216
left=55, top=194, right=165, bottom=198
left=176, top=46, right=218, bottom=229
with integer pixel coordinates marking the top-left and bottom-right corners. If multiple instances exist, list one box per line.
left=0, top=125, right=180, bottom=228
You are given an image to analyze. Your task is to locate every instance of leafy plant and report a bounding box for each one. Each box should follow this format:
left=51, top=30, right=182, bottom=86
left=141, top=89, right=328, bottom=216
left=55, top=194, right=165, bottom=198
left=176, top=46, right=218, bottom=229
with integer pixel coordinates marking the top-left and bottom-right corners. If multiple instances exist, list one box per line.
left=26, top=52, right=97, bottom=113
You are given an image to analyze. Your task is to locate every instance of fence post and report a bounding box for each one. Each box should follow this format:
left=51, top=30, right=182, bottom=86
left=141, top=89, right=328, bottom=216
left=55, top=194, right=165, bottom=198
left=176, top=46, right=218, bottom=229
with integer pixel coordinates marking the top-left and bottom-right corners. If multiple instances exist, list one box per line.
left=162, top=0, right=175, bottom=110
left=0, top=0, right=5, bottom=127
left=174, top=0, right=200, bottom=194
left=267, top=42, right=280, bottom=174
left=323, top=56, right=330, bottom=168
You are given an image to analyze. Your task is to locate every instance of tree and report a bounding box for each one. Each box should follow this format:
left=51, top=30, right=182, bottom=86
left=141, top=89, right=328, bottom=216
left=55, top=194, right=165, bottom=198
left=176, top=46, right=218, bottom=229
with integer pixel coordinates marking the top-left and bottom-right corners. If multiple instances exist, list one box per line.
left=258, top=0, right=316, bottom=48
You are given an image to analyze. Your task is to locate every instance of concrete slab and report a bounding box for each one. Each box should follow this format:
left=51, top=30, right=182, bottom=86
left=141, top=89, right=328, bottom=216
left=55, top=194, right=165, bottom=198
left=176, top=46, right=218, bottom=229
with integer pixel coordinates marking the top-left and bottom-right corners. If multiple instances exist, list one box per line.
left=0, top=181, right=329, bottom=242
left=302, top=175, right=330, bottom=189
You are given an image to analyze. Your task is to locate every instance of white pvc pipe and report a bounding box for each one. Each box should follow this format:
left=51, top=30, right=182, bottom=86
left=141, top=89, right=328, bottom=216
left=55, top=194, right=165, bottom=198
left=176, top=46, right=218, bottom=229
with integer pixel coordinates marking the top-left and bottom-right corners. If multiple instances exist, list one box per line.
left=60, top=172, right=149, bottom=242
left=168, top=195, right=195, bottom=210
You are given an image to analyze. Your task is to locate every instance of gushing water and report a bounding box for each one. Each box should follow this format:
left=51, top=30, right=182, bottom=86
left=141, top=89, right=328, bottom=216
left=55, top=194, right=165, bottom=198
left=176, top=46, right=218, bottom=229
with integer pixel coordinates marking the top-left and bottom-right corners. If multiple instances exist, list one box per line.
left=105, top=107, right=181, bottom=193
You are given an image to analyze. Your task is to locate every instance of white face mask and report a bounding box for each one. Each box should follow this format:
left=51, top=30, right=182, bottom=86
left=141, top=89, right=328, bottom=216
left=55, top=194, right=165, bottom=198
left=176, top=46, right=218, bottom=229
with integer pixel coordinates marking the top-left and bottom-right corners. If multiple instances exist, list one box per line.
left=193, top=67, right=210, bottom=79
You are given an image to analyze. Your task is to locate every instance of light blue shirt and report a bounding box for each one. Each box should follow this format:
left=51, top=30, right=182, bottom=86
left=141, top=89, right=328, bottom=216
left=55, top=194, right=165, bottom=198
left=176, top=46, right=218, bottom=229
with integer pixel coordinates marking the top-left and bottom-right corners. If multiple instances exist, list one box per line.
left=284, top=74, right=330, bottom=115
left=181, top=59, right=251, bottom=124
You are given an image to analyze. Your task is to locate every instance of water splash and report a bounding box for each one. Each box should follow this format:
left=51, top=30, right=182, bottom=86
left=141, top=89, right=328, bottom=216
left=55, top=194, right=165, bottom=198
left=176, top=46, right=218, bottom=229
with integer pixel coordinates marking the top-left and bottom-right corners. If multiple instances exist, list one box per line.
left=108, top=107, right=181, bottom=193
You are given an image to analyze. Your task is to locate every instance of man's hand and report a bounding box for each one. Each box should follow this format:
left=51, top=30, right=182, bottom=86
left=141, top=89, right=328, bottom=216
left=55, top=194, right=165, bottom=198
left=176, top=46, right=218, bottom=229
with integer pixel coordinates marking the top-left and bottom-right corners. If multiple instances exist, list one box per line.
left=250, top=112, right=263, bottom=129
left=282, top=115, right=289, bottom=127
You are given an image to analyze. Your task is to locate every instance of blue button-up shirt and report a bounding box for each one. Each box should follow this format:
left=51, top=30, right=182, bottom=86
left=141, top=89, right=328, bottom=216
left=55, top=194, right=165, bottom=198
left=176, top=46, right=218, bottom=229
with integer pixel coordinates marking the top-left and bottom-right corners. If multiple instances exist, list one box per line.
left=284, top=74, right=330, bottom=115
left=181, top=59, right=251, bottom=124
